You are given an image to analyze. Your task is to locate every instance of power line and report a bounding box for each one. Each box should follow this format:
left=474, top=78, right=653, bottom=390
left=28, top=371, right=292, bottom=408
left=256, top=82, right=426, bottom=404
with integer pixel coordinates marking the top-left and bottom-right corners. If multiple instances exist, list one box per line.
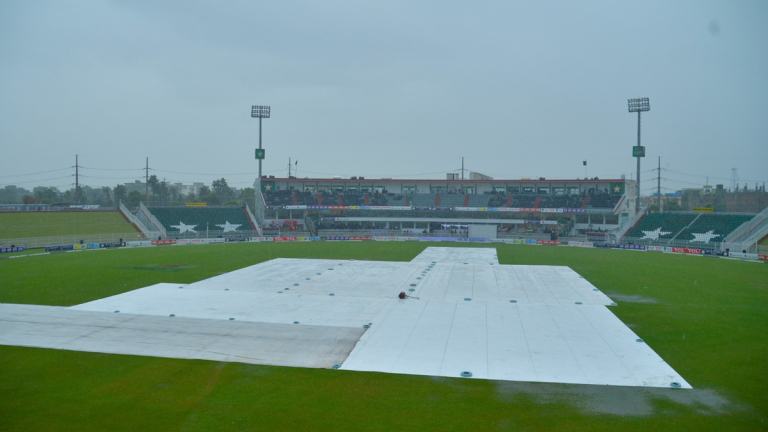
left=662, top=168, right=767, bottom=184
left=0, top=175, right=73, bottom=187
left=80, top=166, right=144, bottom=172
left=151, top=169, right=259, bottom=176
left=0, top=167, right=72, bottom=179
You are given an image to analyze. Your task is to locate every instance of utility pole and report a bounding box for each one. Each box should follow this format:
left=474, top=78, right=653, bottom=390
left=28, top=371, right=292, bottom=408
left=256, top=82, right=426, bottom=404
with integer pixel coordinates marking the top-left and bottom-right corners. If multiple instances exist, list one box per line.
left=657, top=156, right=661, bottom=213
left=461, top=157, right=464, bottom=181
left=145, top=157, right=149, bottom=203
left=288, top=157, right=292, bottom=178
left=75, top=154, right=79, bottom=204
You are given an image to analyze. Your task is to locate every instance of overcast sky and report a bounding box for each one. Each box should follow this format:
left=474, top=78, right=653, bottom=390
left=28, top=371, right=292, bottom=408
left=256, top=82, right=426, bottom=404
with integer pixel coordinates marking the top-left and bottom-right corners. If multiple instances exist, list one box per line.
left=1, top=0, right=766, bottom=195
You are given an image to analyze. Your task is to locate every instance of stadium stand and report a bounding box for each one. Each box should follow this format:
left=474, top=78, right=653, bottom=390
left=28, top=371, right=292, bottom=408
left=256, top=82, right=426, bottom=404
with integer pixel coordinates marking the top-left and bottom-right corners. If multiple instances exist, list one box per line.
left=411, top=193, right=437, bottom=207
left=341, top=191, right=366, bottom=206
left=676, top=214, right=754, bottom=243
left=387, top=193, right=408, bottom=206
left=370, top=193, right=388, bottom=206
left=584, top=194, right=622, bottom=209
left=486, top=194, right=507, bottom=207
left=263, top=191, right=624, bottom=210
left=624, top=213, right=698, bottom=241
left=148, top=207, right=255, bottom=236
left=295, top=191, right=316, bottom=205
left=266, top=190, right=293, bottom=206
left=511, top=194, right=539, bottom=208
left=466, top=194, right=490, bottom=207
left=439, top=194, right=467, bottom=207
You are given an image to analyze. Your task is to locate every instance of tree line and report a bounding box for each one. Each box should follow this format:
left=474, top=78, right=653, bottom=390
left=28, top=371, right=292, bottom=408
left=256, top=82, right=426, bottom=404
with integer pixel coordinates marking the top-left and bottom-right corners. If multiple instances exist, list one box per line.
left=0, top=177, right=255, bottom=209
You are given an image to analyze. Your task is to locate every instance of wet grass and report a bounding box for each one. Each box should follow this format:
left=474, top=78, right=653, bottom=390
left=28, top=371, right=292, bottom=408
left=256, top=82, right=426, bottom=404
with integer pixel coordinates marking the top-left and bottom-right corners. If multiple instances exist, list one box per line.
left=0, top=242, right=766, bottom=431
left=0, top=211, right=137, bottom=239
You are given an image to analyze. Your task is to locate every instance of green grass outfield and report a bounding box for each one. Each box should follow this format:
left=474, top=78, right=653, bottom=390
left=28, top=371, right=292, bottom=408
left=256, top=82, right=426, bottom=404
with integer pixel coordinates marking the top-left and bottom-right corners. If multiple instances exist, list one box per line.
left=0, top=211, right=138, bottom=239
left=0, top=242, right=766, bottom=431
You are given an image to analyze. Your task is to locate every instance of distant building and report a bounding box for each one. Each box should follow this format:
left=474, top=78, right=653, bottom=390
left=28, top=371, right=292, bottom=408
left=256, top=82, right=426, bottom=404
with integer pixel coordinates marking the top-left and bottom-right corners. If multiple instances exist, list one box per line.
left=469, top=171, right=493, bottom=181
left=680, top=184, right=767, bottom=213
left=645, top=192, right=682, bottom=211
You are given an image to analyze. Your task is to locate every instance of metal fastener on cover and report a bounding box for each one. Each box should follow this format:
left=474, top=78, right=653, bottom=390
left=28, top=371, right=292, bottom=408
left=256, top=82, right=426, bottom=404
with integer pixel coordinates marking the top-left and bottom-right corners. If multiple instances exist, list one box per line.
left=509, top=300, right=517, bottom=303
left=317, top=273, right=321, bottom=275
left=636, top=338, right=644, bottom=343
left=670, top=382, right=681, bottom=388
left=229, top=318, right=235, bottom=321
left=460, top=371, right=472, bottom=378
left=169, top=314, right=175, bottom=317
left=293, top=321, right=299, bottom=324
left=329, top=293, right=335, bottom=296
left=363, top=324, right=370, bottom=329
left=114, top=310, right=120, bottom=313
left=285, top=287, right=289, bottom=290
left=225, top=288, right=229, bottom=291
left=593, top=288, right=599, bottom=291
left=464, top=298, right=471, bottom=301
left=575, top=302, right=582, bottom=305
left=306, top=278, right=310, bottom=280
left=332, top=364, right=341, bottom=369
left=294, top=283, right=299, bottom=286
left=410, top=283, right=417, bottom=286
left=409, top=288, right=415, bottom=292
left=611, top=302, right=617, bottom=306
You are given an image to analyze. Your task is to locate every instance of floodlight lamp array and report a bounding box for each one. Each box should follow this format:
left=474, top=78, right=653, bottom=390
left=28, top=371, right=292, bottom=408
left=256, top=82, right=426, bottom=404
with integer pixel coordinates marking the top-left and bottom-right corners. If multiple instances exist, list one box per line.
left=628, top=97, right=650, bottom=113
left=251, top=105, right=271, bottom=118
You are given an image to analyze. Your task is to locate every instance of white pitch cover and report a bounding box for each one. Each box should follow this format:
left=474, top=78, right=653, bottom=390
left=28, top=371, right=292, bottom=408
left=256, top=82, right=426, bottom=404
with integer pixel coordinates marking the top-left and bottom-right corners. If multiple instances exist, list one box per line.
left=0, top=246, right=690, bottom=388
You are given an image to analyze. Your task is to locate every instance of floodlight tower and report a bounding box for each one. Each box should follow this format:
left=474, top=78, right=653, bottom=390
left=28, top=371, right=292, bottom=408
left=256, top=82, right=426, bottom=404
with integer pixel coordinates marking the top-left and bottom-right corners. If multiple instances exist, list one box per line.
left=628, top=97, right=650, bottom=214
left=251, top=105, right=271, bottom=180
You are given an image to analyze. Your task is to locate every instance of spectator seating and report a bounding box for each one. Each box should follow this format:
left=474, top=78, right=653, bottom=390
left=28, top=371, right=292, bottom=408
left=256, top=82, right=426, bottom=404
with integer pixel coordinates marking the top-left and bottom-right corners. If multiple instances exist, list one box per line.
left=387, top=193, right=407, bottom=206
left=264, top=190, right=293, bottom=206
left=439, top=194, right=467, bottom=207
left=149, top=207, right=254, bottom=235
left=370, top=193, right=388, bottom=206
left=585, top=194, right=622, bottom=209
left=410, top=193, right=437, bottom=207
left=625, top=213, right=698, bottom=240
left=263, top=190, right=624, bottom=210
left=466, top=194, right=490, bottom=207
left=676, top=214, right=753, bottom=243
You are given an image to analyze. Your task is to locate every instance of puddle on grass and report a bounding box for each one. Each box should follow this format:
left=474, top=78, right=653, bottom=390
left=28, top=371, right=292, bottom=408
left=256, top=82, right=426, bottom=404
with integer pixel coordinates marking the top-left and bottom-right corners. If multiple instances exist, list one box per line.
left=608, top=293, right=659, bottom=304
left=117, top=264, right=198, bottom=272
left=493, top=381, right=744, bottom=417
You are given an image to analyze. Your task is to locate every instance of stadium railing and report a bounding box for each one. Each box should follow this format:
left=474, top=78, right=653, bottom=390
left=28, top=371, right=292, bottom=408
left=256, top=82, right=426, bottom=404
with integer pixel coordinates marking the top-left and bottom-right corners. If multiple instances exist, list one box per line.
left=244, top=203, right=263, bottom=236
left=139, top=202, right=167, bottom=238
left=0, top=232, right=145, bottom=249
left=119, top=202, right=154, bottom=238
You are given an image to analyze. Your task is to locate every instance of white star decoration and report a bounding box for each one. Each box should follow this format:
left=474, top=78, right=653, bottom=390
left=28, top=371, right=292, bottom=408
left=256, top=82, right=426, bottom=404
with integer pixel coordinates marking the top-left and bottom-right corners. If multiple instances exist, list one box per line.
left=640, top=227, right=672, bottom=240
left=690, top=230, right=720, bottom=243
left=264, top=184, right=272, bottom=191
left=216, top=221, right=242, bottom=233
left=613, top=185, right=622, bottom=193
left=170, top=221, right=197, bottom=234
